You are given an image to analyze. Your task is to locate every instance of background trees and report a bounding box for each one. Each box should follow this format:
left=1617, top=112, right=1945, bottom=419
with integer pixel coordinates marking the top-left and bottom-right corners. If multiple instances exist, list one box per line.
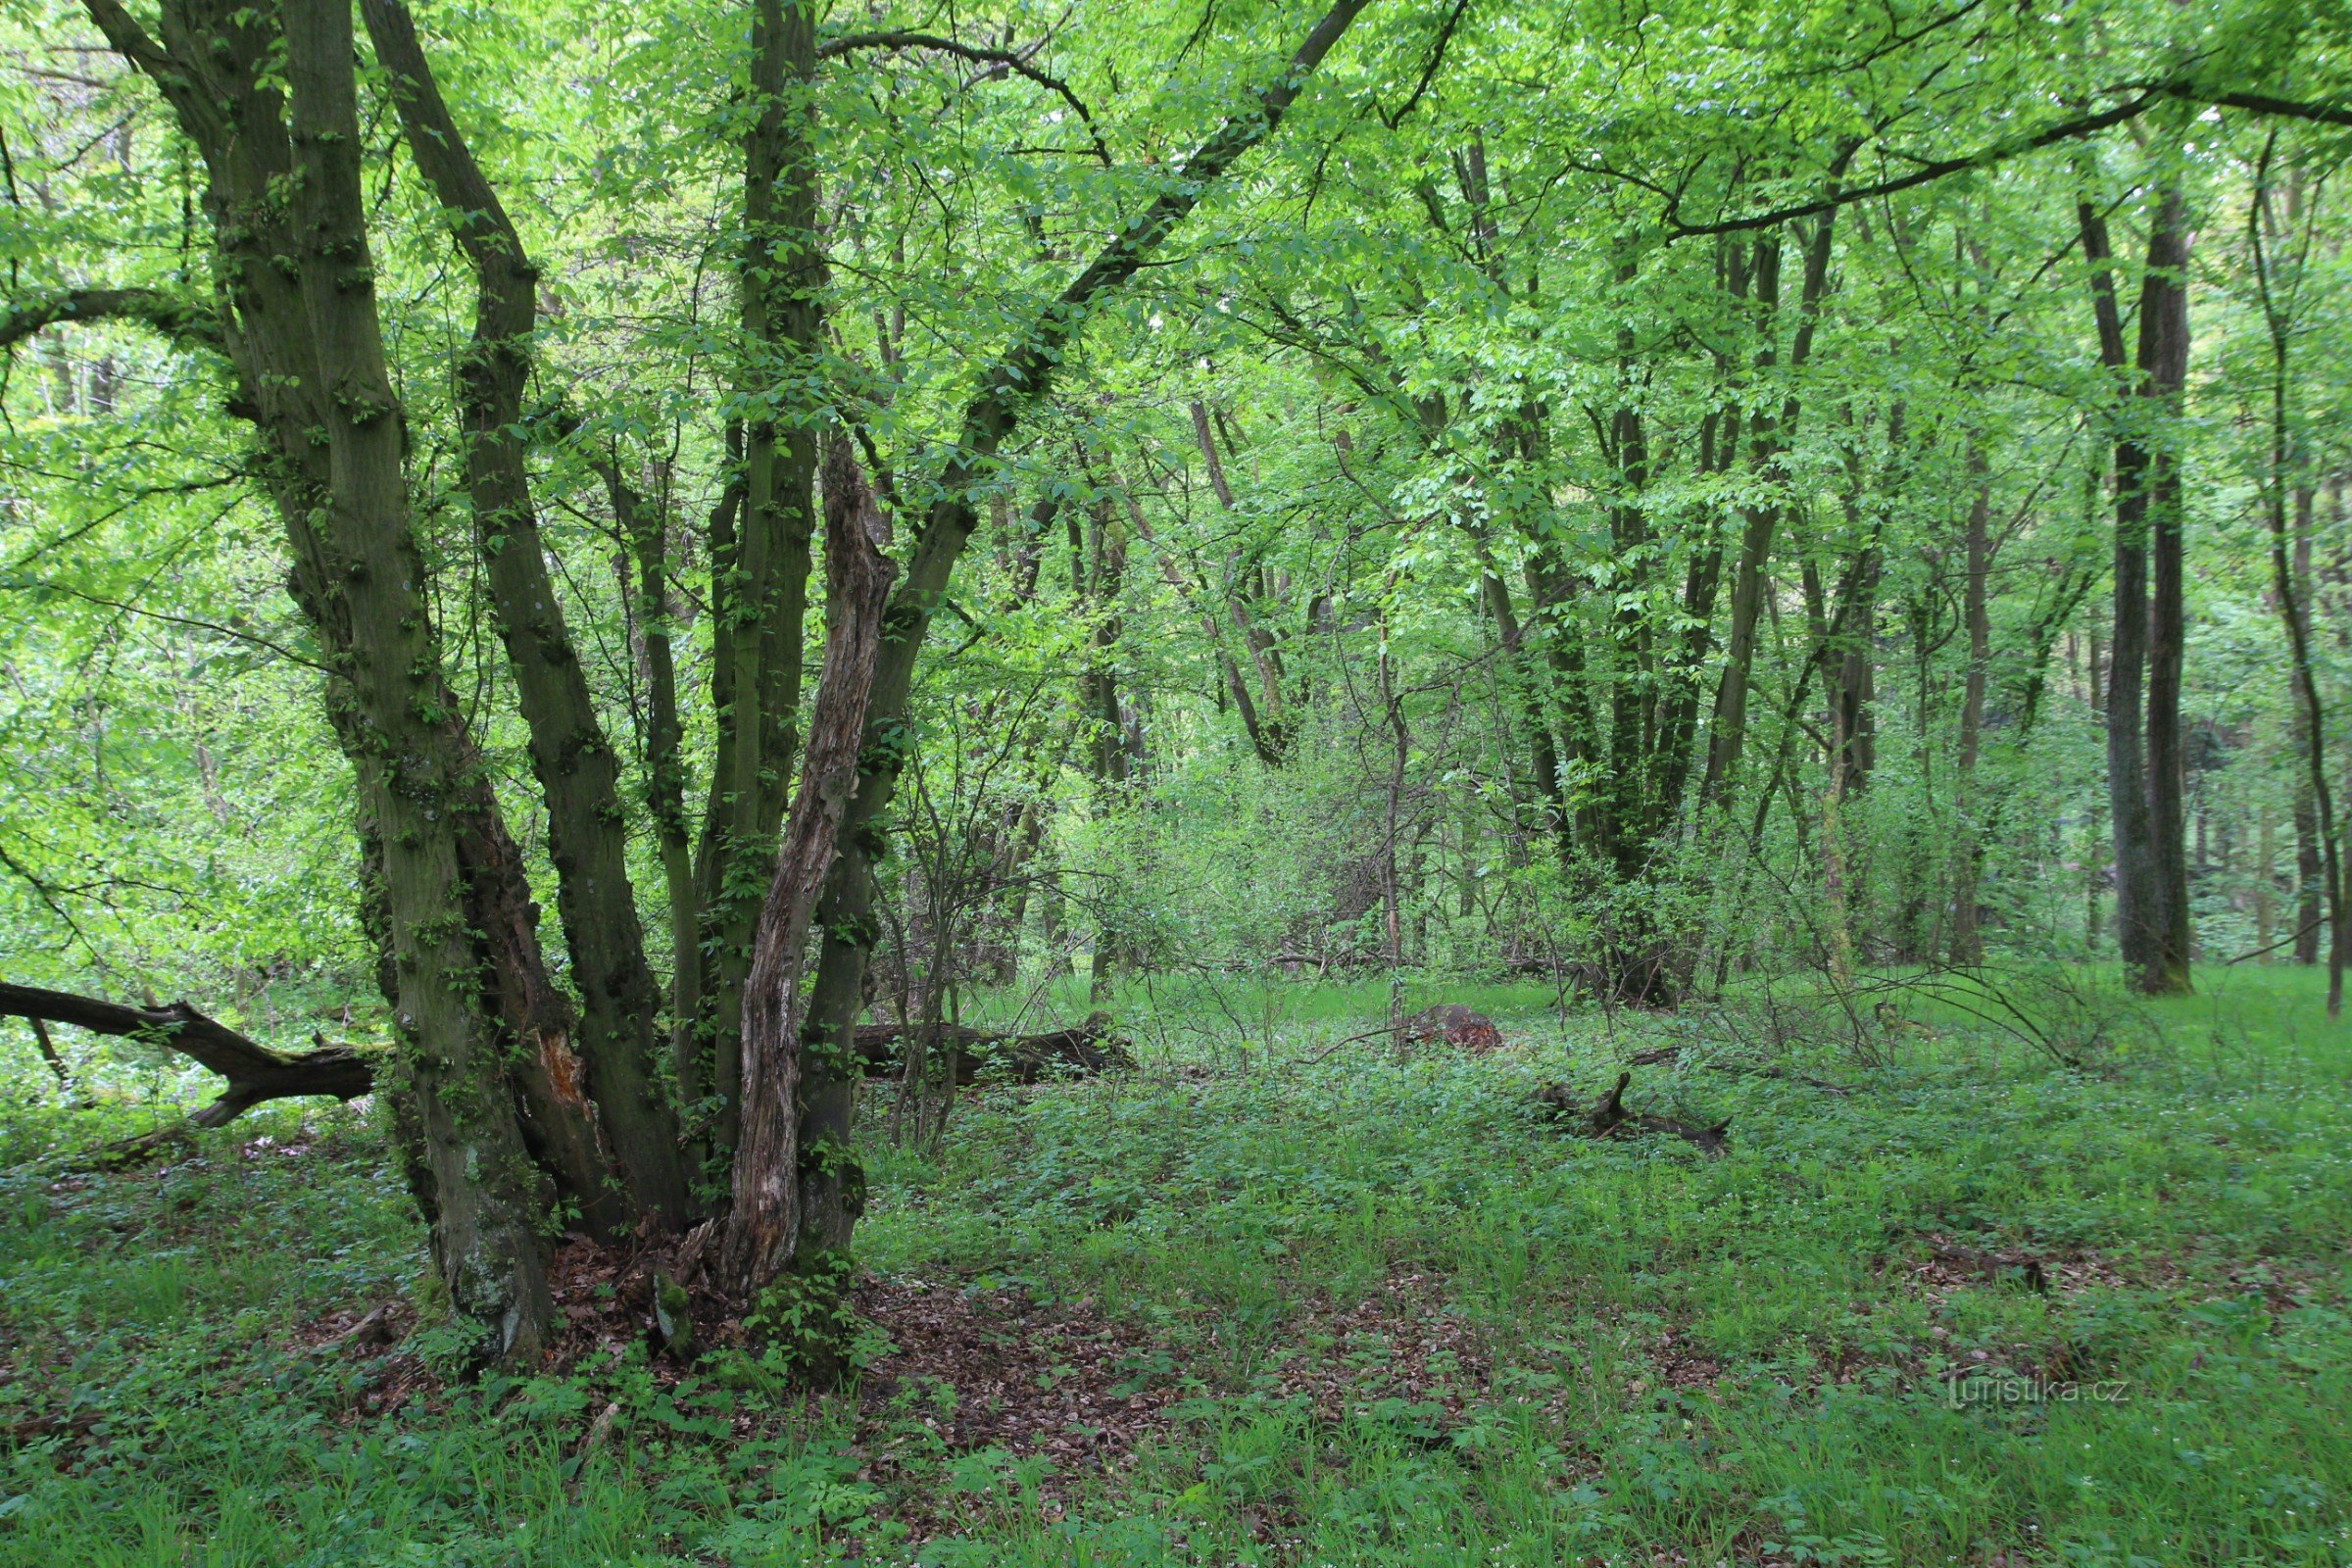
left=5, top=0, right=2352, bottom=1354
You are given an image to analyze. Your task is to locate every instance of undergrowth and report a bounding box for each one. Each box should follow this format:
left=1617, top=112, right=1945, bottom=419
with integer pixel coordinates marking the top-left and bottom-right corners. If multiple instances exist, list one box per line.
left=1, top=967, right=2346, bottom=1565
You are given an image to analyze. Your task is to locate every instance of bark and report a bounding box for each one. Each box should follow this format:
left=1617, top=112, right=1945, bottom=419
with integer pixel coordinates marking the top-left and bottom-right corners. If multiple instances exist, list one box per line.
left=82, top=0, right=637, bottom=1338
left=1601, top=242, right=1654, bottom=870
left=111, top=0, right=623, bottom=1235
left=0, top=982, right=373, bottom=1125
left=1475, top=545, right=1573, bottom=858
left=1377, top=615, right=1410, bottom=1043
left=282, top=0, right=554, bottom=1357
left=0, top=287, right=222, bottom=354
left=27, top=1014, right=71, bottom=1089
left=363, top=0, right=689, bottom=1222
left=609, top=469, right=734, bottom=1090
left=701, top=0, right=826, bottom=1150
left=2138, top=188, right=2196, bottom=995
left=717, top=437, right=896, bottom=1298
left=1698, top=177, right=1843, bottom=813
left=2014, top=458, right=2104, bottom=739
left=2079, top=198, right=2156, bottom=983
left=1125, top=489, right=1280, bottom=766
left=1072, top=491, right=1131, bottom=997
left=2252, top=155, right=2344, bottom=1011
left=2295, top=480, right=2324, bottom=964
left=1190, top=401, right=1289, bottom=754
left=101, top=0, right=601, bottom=1317
left=853, top=1017, right=1131, bottom=1085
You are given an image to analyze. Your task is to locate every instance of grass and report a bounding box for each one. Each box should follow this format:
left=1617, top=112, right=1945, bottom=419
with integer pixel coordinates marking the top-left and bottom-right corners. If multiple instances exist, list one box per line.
left=1, top=964, right=2348, bottom=1564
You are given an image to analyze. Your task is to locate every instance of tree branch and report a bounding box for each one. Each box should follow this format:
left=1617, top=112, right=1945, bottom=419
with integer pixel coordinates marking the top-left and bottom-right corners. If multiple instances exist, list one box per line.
left=819, top=29, right=1112, bottom=165
left=0, top=981, right=374, bottom=1127
left=0, top=287, right=222, bottom=354
left=1649, top=78, right=2352, bottom=240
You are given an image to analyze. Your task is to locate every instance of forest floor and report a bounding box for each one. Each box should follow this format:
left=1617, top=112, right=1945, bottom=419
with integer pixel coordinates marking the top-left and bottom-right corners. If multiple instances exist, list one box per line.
left=0, top=966, right=2347, bottom=1565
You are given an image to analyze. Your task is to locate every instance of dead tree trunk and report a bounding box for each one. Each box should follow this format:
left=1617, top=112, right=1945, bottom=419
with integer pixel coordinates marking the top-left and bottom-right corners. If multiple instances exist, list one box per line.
left=717, top=438, right=896, bottom=1303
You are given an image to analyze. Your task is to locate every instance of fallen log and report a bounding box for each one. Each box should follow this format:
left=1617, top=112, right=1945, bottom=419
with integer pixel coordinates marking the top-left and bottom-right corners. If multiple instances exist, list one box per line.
left=1533, top=1070, right=1730, bottom=1154
left=855, top=1011, right=1133, bottom=1086
left=0, top=981, right=375, bottom=1128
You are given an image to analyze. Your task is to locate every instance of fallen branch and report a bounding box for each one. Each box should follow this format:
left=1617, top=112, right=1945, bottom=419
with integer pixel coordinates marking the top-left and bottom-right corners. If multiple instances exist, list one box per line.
left=1532, top=1070, right=1731, bottom=1154
left=856, top=1013, right=1132, bottom=1086
left=1301, top=1004, right=1507, bottom=1063
left=0, top=982, right=375, bottom=1127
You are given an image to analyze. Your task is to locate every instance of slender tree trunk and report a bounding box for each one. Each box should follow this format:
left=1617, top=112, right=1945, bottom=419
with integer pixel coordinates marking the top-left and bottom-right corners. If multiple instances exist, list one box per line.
left=1699, top=187, right=1842, bottom=813
left=2256, top=804, right=2278, bottom=958
left=1950, top=439, right=1992, bottom=963
left=2080, top=198, right=2155, bottom=987
left=1074, top=494, right=1130, bottom=1000
left=2292, top=463, right=2324, bottom=962
left=718, top=438, right=895, bottom=1309
left=2252, top=154, right=2344, bottom=1012
left=364, top=0, right=689, bottom=1222
left=1470, top=532, right=1571, bottom=858
left=1190, top=402, right=1290, bottom=755
left=1379, top=621, right=1409, bottom=1049
left=2139, top=187, right=2195, bottom=995
left=701, top=0, right=825, bottom=1149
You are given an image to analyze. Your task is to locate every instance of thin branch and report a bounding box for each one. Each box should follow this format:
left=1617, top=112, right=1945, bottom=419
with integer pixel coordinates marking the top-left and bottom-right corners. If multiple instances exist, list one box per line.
left=819, top=29, right=1113, bottom=166
left=0, top=578, right=328, bottom=671
left=1379, top=0, right=1471, bottom=129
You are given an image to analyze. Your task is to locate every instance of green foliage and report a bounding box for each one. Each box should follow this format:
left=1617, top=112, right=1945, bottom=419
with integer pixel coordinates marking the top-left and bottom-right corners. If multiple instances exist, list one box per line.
left=6, top=0, right=2352, bottom=1558
left=2, top=976, right=2347, bottom=1562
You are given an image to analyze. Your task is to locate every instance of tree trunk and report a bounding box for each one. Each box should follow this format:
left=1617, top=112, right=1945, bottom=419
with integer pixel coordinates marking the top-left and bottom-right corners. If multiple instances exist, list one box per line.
left=718, top=437, right=896, bottom=1305
left=1190, top=402, right=1290, bottom=756
left=282, top=0, right=554, bottom=1359
left=2079, top=198, right=2156, bottom=986
left=1699, top=187, right=1842, bottom=813
left=362, top=0, right=690, bottom=1223
left=2251, top=154, right=2343, bottom=1012
left=2138, top=187, right=2195, bottom=996
left=700, top=0, right=826, bottom=1151
left=1075, top=493, right=1131, bottom=999
left=1950, top=438, right=1992, bottom=964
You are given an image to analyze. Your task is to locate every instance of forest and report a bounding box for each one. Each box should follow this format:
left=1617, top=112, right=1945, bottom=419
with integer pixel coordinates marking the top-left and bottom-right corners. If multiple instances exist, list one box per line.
left=1, top=0, right=2350, bottom=1560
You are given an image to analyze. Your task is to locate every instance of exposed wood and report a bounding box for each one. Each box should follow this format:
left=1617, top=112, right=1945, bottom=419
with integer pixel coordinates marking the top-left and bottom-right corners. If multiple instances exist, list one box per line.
left=717, top=435, right=897, bottom=1297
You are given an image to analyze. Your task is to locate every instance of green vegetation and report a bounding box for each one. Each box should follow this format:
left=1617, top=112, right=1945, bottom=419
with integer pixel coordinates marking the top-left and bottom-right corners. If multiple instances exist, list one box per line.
left=6, top=0, right=2352, bottom=1558
left=4, top=972, right=2347, bottom=1563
